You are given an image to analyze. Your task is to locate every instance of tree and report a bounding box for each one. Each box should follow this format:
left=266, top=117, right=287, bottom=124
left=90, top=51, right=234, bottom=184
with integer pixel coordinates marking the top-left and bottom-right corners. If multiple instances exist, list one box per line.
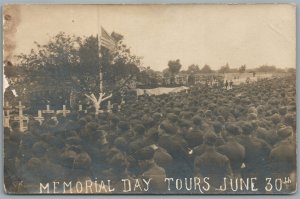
left=162, top=68, right=171, bottom=78
left=239, top=65, right=246, bottom=73
left=187, top=64, right=200, bottom=74
left=7, top=32, right=141, bottom=112
left=168, top=59, right=182, bottom=75
left=137, top=67, right=161, bottom=87
left=200, top=64, right=213, bottom=73
left=256, top=65, right=277, bottom=73
left=106, top=38, right=141, bottom=92
left=162, top=59, right=182, bottom=85
left=9, top=33, right=82, bottom=111
left=287, top=68, right=296, bottom=73
left=218, top=63, right=230, bottom=73
left=162, top=68, right=173, bottom=85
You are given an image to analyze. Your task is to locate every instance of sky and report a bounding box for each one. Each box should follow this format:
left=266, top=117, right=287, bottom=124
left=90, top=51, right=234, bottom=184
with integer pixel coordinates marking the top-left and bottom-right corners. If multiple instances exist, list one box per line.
left=4, top=4, right=296, bottom=72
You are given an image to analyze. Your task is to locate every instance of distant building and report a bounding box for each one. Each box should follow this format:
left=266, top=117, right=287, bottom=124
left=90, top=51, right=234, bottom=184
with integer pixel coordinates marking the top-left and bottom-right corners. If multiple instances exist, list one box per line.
left=175, top=74, right=189, bottom=85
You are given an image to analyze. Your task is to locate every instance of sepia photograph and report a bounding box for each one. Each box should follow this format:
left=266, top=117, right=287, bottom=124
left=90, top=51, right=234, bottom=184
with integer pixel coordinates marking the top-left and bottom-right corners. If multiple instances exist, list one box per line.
left=2, top=4, right=296, bottom=194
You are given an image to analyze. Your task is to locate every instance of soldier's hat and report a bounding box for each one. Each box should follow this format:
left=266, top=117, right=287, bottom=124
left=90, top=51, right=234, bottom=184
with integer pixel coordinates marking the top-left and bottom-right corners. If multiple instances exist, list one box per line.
left=109, top=153, right=126, bottom=167
left=279, top=106, right=287, bottom=116
left=226, top=124, right=241, bottom=136
left=241, top=122, right=254, bottom=135
left=73, top=152, right=92, bottom=169
left=247, top=113, right=257, bottom=120
left=192, top=115, right=202, bottom=126
left=204, top=110, right=213, bottom=118
left=270, top=113, right=281, bottom=124
left=134, top=124, right=146, bottom=135
left=213, top=121, right=223, bottom=134
left=78, top=118, right=87, bottom=126
left=27, top=157, right=42, bottom=170
left=217, top=115, right=225, bottom=123
left=114, top=137, right=128, bottom=151
left=160, top=120, right=177, bottom=134
left=152, top=112, right=162, bottom=122
left=284, top=113, right=295, bottom=126
left=178, top=119, right=191, bottom=128
left=166, top=113, right=178, bottom=123
left=277, top=126, right=293, bottom=139
left=118, top=121, right=130, bottom=131
left=134, top=146, right=155, bottom=161
left=204, top=132, right=217, bottom=146
left=248, top=106, right=258, bottom=114
left=142, top=116, right=155, bottom=128
left=86, top=122, right=99, bottom=131
left=32, top=141, right=48, bottom=157
left=66, top=136, right=82, bottom=146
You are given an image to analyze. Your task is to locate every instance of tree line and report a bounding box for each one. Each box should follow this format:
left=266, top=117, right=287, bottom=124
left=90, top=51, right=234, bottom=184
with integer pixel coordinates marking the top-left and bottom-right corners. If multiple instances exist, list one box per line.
left=4, top=32, right=295, bottom=111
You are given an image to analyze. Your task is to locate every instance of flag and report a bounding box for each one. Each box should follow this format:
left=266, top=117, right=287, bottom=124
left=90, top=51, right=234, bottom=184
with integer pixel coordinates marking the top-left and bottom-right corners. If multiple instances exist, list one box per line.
left=100, top=27, right=116, bottom=51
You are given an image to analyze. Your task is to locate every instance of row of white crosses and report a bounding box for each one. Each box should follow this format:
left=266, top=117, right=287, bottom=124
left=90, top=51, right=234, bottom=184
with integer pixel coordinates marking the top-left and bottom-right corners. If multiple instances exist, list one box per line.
left=4, top=102, right=74, bottom=132
left=4, top=100, right=121, bottom=132
left=107, top=100, right=124, bottom=113
left=4, top=101, right=29, bottom=132
left=38, top=104, right=71, bottom=125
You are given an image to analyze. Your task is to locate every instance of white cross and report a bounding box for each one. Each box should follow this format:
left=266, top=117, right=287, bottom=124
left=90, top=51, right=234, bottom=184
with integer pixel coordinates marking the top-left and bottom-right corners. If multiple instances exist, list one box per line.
left=4, top=102, right=12, bottom=128
left=42, top=105, right=55, bottom=115
left=79, top=105, right=87, bottom=114
left=4, top=116, right=10, bottom=128
left=14, top=101, right=28, bottom=132
left=107, top=101, right=113, bottom=113
left=56, top=105, right=71, bottom=117
left=34, top=110, right=44, bottom=125
left=121, top=98, right=125, bottom=105
left=4, top=101, right=12, bottom=117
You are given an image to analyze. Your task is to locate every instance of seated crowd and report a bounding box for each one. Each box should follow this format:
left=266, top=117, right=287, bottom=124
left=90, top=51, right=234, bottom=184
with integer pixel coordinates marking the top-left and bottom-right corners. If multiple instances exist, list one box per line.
left=4, top=76, right=296, bottom=193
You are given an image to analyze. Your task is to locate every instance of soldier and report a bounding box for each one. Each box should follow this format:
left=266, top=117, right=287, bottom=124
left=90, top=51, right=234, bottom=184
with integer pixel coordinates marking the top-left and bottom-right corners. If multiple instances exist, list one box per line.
left=134, top=146, right=167, bottom=192
left=213, top=121, right=225, bottom=147
left=184, top=116, right=204, bottom=148
left=237, top=122, right=271, bottom=191
left=229, top=80, right=233, bottom=89
left=217, top=124, right=245, bottom=177
left=194, top=132, right=232, bottom=189
left=152, top=145, right=173, bottom=173
left=268, top=127, right=296, bottom=180
left=102, top=152, right=133, bottom=193
left=225, top=80, right=229, bottom=90
left=157, top=121, right=192, bottom=178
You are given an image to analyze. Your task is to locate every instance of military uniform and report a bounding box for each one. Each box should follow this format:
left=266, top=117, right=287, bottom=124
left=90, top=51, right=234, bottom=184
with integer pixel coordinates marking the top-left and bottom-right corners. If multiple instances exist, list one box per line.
left=268, top=127, right=296, bottom=179
left=217, top=137, right=245, bottom=177
left=194, top=146, right=232, bottom=188
left=141, top=161, right=167, bottom=192
left=158, top=133, right=193, bottom=178
left=269, top=140, right=296, bottom=178
left=134, top=146, right=167, bottom=192
left=237, top=135, right=271, bottom=191
left=153, top=146, right=173, bottom=171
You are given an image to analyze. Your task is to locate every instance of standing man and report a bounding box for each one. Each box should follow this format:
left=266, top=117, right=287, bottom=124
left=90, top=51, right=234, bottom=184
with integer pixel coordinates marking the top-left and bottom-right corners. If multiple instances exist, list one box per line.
left=194, top=133, right=232, bottom=189
left=225, top=80, right=229, bottom=90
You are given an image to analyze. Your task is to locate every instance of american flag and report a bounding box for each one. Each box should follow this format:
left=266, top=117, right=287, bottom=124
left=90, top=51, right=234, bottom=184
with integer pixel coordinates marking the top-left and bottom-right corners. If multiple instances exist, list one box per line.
left=100, top=27, right=116, bottom=51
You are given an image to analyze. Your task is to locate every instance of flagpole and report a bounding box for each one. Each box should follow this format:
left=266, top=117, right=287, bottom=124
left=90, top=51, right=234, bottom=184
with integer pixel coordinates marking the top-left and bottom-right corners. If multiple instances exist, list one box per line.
left=98, top=33, right=103, bottom=94
left=97, top=6, right=103, bottom=94
left=84, top=6, right=112, bottom=115
left=94, top=6, right=103, bottom=116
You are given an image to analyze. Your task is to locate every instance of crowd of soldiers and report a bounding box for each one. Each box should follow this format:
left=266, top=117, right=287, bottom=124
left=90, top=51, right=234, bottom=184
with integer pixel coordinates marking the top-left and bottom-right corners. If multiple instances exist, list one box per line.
left=4, top=75, right=296, bottom=194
